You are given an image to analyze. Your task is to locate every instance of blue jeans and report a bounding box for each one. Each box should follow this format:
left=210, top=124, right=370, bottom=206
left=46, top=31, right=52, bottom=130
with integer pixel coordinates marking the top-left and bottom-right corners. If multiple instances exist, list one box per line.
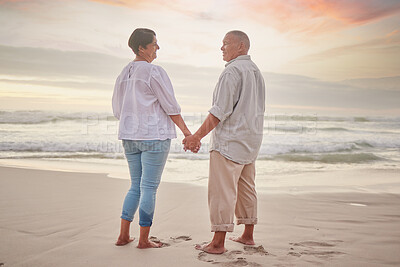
left=120, top=139, right=171, bottom=227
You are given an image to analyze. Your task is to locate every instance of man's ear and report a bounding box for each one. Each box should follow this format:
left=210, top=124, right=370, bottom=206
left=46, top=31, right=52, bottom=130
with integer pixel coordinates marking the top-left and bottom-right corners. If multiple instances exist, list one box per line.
left=238, top=41, right=245, bottom=52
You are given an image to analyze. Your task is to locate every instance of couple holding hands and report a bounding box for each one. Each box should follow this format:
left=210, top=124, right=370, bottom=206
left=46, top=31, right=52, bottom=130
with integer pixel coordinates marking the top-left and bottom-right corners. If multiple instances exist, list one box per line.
left=112, top=28, right=265, bottom=254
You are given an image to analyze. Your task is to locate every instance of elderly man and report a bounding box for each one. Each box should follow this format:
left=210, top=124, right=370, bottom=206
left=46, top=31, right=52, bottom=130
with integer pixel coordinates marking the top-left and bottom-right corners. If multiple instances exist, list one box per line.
left=183, top=30, right=265, bottom=254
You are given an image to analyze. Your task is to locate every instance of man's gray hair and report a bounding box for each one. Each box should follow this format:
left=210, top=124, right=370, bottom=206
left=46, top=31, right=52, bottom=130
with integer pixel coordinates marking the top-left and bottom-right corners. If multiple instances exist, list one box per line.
left=227, top=30, right=250, bottom=51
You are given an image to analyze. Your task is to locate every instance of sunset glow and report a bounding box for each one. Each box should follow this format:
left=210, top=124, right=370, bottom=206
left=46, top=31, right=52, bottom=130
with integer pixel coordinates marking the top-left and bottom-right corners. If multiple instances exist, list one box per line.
left=0, top=0, right=399, bottom=115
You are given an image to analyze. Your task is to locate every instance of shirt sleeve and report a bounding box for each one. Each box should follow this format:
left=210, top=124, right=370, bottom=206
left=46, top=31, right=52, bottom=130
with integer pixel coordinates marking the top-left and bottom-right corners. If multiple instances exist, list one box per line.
left=149, top=66, right=181, bottom=115
left=208, top=72, right=239, bottom=122
left=112, top=74, right=123, bottom=120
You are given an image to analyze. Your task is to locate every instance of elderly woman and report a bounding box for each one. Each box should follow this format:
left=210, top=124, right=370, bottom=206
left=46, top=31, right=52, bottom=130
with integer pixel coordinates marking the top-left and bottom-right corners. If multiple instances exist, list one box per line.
left=112, top=28, right=192, bottom=248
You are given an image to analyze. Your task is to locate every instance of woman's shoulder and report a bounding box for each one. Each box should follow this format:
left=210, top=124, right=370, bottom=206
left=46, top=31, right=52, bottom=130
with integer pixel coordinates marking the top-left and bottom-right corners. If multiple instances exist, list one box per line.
left=125, top=62, right=170, bottom=83
left=132, top=61, right=163, bottom=74
left=150, top=64, right=167, bottom=75
left=147, top=64, right=171, bottom=81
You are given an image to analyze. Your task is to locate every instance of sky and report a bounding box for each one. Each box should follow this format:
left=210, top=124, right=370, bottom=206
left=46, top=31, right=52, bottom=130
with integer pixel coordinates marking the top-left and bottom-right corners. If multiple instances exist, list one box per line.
left=0, top=0, right=399, bottom=116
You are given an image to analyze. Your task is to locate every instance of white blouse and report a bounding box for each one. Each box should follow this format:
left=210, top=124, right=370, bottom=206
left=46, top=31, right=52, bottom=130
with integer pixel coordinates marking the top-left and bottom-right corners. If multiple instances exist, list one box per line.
left=112, top=61, right=181, bottom=140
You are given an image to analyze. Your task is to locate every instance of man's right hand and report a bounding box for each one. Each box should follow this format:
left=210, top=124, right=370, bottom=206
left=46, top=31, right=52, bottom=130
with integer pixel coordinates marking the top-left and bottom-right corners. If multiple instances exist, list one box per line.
left=182, top=134, right=201, bottom=153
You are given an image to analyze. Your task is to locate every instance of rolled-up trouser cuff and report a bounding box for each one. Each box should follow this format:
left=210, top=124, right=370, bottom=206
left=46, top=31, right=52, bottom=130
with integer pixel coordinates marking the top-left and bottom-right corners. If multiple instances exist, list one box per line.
left=120, top=215, right=133, bottom=222
left=211, top=223, right=234, bottom=232
left=237, top=218, right=258, bottom=225
left=139, top=221, right=152, bottom=227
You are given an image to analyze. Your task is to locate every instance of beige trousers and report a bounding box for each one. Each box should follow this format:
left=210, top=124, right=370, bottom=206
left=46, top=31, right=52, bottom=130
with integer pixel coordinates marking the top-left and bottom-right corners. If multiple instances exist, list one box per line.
left=208, top=150, right=257, bottom=232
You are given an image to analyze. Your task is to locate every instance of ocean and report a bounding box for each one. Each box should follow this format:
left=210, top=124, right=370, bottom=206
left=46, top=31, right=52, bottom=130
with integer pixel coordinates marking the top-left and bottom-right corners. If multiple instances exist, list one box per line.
left=1, top=110, right=399, bottom=189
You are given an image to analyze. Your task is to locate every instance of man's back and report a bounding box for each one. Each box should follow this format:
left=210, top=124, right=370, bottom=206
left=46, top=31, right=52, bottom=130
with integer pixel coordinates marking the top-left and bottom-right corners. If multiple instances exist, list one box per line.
left=209, top=55, right=265, bottom=164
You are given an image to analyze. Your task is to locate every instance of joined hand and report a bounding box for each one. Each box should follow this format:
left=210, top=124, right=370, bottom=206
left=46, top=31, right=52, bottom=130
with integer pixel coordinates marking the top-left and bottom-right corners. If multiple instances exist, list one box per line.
left=182, top=134, right=201, bottom=153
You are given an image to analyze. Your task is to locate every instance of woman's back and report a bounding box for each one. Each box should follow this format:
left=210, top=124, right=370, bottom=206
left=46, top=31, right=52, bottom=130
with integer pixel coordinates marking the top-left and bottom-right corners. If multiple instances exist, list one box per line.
left=112, top=61, right=181, bottom=141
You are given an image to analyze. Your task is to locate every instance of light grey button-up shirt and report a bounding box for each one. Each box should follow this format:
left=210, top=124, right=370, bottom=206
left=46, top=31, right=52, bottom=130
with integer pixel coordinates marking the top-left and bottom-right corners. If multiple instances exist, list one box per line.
left=209, top=55, right=265, bottom=164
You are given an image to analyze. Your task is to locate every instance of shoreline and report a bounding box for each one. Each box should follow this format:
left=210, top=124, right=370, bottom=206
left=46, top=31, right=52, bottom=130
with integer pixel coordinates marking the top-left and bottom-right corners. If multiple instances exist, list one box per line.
left=0, top=158, right=399, bottom=194
left=1, top=165, right=400, bottom=266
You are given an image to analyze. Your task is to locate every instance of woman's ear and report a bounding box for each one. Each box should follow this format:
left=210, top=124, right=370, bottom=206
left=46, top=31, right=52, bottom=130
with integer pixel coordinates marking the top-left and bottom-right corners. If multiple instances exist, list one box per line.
left=138, top=45, right=144, bottom=53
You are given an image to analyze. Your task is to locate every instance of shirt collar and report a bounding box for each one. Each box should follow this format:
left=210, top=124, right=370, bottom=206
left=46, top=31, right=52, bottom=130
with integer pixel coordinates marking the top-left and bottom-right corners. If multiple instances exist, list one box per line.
left=225, top=55, right=251, bottom=67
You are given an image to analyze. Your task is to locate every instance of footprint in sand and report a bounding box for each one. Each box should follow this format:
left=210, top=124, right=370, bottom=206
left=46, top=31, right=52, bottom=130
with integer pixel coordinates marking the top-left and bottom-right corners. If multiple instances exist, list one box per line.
left=288, top=240, right=345, bottom=259
left=300, top=250, right=345, bottom=257
left=148, top=235, right=192, bottom=247
left=170, top=235, right=192, bottom=243
left=149, top=236, right=170, bottom=247
left=220, top=258, right=262, bottom=267
left=243, top=245, right=269, bottom=256
left=288, top=251, right=302, bottom=257
left=198, top=252, right=262, bottom=267
left=197, top=252, right=215, bottom=263
left=197, top=246, right=269, bottom=266
left=290, top=241, right=336, bottom=247
left=226, top=250, right=244, bottom=259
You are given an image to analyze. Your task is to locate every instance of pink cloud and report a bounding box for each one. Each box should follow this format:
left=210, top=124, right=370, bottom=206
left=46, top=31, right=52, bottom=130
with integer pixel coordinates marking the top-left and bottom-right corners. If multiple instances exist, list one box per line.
left=301, top=0, right=400, bottom=24
left=386, top=29, right=399, bottom=38
left=292, top=33, right=400, bottom=64
left=0, top=0, right=29, bottom=2
left=0, top=0, right=47, bottom=12
left=236, top=0, right=400, bottom=34
left=89, top=0, right=157, bottom=8
left=89, top=0, right=219, bottom=20
left=86, top=0, right=400, bottom=36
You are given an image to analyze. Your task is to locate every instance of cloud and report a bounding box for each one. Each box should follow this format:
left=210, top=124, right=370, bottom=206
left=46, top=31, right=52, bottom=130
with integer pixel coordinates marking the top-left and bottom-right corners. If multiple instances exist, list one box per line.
left=264, top=72, right=400, bottom=113
left=89, top=0, right=222, bottom=20
left=89, top=0, right=400, bottom=36
left=236, top=0, right=400, bottom=34
left=340, top=76, right=400, bottom=91
left=281, top=29, right=400, bottom=80
left=89, top=0, right=156, bottom=9
left=291, top=33, right=400, bottom=64
left=0, top=78, right=111, bottom=90
left=0, top=0, right=45, bottom=11
left=0, top=45, right=127, bottom=80
left=299, top=0, right=400, bottom=24
left=0, top=0, right=31, bottom=3
left=387, top=29, right=399, bottom=38
left=0, top=44, right=398, bottom=115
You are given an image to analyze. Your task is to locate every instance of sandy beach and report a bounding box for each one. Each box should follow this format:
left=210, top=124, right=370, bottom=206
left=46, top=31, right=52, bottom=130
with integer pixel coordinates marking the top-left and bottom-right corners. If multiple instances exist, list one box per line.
left=1, top=165, right=400, bottom=266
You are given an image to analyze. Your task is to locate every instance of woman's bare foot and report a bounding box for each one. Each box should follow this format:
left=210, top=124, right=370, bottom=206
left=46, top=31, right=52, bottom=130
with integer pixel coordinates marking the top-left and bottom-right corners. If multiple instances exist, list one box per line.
left=229, top=236, right=255, bottom=245
left=115, top=237, right=135, bottom=246
left=137, top=240, right=163, bottom=249
left=195, top=243, right=227, bottom=254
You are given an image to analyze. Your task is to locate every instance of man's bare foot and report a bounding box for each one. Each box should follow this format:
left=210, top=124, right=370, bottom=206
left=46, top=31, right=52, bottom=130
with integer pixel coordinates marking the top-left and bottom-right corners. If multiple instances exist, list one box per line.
left=229, top=236, right=255, bottom=245
left=137, top=240, right=162, bottom=249
left=115, top=237, right=135, bottom=246
left=195, top=243, right=227, bottom=254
